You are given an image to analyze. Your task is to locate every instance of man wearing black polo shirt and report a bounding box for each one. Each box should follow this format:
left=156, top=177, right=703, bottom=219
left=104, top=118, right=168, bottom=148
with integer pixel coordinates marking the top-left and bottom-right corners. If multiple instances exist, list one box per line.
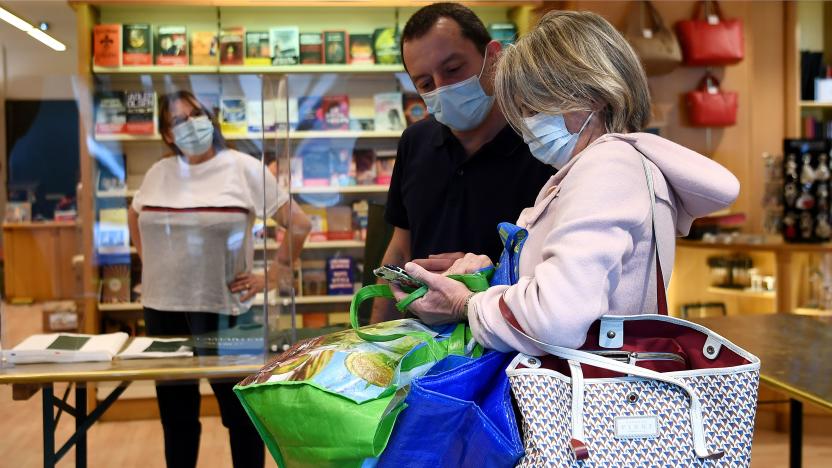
left=371, top=3, right=554, bottom=323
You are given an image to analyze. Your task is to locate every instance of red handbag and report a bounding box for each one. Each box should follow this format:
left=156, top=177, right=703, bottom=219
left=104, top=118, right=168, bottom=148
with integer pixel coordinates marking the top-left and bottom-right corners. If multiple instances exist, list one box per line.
left=686, top=72, right=737, bottom=127
left=675, top=0, right=744, bottom=66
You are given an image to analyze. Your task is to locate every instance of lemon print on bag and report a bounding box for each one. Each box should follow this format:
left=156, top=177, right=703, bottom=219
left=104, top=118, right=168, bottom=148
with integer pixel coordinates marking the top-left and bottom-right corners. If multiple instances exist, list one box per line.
left=345, top=352, right=398, bottom=387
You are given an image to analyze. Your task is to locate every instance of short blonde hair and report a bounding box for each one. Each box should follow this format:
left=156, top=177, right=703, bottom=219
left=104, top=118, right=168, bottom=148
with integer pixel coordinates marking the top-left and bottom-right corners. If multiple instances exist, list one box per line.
left=495, top=10, right=650, bottom=136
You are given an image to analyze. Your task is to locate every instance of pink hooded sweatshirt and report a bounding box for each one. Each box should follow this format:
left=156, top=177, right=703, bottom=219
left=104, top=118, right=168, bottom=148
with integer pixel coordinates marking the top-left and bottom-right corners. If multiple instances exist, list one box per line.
left=467, top=132, right=740, bottom=355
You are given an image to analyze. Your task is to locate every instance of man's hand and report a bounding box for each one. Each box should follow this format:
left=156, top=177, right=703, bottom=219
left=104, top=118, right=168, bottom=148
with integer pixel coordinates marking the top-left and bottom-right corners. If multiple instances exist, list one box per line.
left=411, top=252, right=466, bottom=273
left=444, top=253, right=494, bottom=275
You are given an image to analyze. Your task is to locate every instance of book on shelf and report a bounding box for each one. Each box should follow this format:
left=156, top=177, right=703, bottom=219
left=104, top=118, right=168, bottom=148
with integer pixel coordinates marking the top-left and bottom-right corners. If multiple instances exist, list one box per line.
left=220, top=27, right=245, bottom=65
left=301, top=205, right=328, bottom=242
left=5, top=201, right=31, bottom=223
left=221, top=97, right=247, bottom=134
left=300, top=142, right=332, bottom=186
left=353, top=149, right=377, bottom=185
left=94, top=91, right=127, bottom=135
left=352, top=200, right=369, bottom=241
left=330, top=148, right=356, bottom=186
left=373, top=27, right=400, bottom=64
left=297, top=96, right=324, bottom=130
left=327, top=256, right=354, bottom=295
left=155, top=25, right=188, bottom=65
left=94, top=24, right=122, bottom=67
left=117, top=337, right=193, bottom=359
left=299, top=32, right=323, bottom=64
left=302, top=259, right=327, bottom=295
left=101, top=263, right=131, bottom=304
left=247, top=99, right=277, bottom=133
left=277, top=97, right=300, bottom=129
left=403, top=94, right=428, bottom=126
left=375, top=157, right=395, bottom=185
left=191, top=31, right=218, bottom=66
left=323, top=30, right=348, bottom=64
left=270, top=26, right=300, bottom=65
left=326, top=206, right=354, bottom=240
left=373, top=92, right=405, bottom=131
left=125, top=91, right=156, bottom=135
left=245, top=31, right=271, bottom=66
left=97, top=207, right=130, bottom=255
left=349, top=34, right=374, bottom=64
left=321, top=95, right=350, bottom=130
left=96, top=152, right=127, bottom=194
left=122, top=24, right=152, bottom=65
left=489, top=23, right=517, bottom=47
left=8, top=332, right=129, bottom=364
left=290, top=156, right=304, bottom=187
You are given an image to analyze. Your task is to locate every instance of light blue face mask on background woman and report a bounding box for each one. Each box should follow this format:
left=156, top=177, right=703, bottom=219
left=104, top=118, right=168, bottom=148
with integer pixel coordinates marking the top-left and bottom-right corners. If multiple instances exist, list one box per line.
left=420, top=49, right=494, bottom=132
left=173, top=115, right=214, bottom=157
left=523, top=112, right=593, bottom=169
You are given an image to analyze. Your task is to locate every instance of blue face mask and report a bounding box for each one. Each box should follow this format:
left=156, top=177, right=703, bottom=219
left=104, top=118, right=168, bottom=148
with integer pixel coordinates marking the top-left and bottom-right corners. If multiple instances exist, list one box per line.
left=420, top=49, right=494, bottom=132
left=522, top=112, right=593, bottom=169
left=172, top=115, right=214, bottom=157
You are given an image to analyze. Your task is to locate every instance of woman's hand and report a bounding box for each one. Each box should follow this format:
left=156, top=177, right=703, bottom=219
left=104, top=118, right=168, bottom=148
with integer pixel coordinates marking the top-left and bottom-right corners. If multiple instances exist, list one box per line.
left=229, top=272, right=266, bottom=302
left=390, top=262, right=474, bottom=325
left=444, top=253, right=494, bottom=275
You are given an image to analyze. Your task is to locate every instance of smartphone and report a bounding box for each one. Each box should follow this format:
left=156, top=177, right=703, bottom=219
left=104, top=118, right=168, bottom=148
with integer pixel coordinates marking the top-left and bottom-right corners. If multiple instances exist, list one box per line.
left=373, top=264, right=424, bottom=289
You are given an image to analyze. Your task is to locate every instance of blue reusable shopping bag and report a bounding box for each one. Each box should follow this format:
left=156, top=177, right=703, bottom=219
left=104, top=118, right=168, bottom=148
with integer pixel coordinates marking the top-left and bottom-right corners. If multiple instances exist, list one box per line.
left=376, top=222, right=528, bottom=468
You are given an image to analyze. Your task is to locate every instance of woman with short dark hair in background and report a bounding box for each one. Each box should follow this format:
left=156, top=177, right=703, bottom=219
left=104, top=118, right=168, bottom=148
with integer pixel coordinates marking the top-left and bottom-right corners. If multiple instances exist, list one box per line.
left=127, top=90, right=310, bottom=468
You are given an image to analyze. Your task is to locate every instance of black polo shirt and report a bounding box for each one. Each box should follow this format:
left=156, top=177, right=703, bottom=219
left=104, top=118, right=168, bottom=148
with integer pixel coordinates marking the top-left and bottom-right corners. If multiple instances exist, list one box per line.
left=385, top=116, right=555, bottom=263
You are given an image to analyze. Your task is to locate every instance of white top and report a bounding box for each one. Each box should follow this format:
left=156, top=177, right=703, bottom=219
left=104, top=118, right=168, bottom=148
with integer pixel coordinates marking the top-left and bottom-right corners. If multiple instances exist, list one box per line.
left=132, top=149, right=286, bottom=315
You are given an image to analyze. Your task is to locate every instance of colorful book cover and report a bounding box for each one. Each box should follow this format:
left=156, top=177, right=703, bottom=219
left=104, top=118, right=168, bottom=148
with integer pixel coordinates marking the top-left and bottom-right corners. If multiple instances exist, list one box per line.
left=122, top=24, right=151, bottom=65
left=353, top=149, right=376, bottom=185
left=246, top=99, right=277, bottom=133
left=372, top=27, right=400, bottom=65
left=155, top=25, right=188, bottom=65
left=299, top=32, right=323, bottom=64
left=321, top=95, right=350, bottom=130
left=270, top=27, right=300, bottom=65
left=300, top=205, right=328, bottom=241
left=329, top=148, right=355, bottom=186
left=349, top=34, right=374, bottom=65
left=220, top=27, right=245, bottom=65
left=124, top=91, right=155, bottom=135
left=191, top=31, right=218, bottom=66
left=221, top=97, right=247, bottom=134
left=326, top=256, right=354, bottom=295
left=301, top=143, right=332, bottom=186
left=489, top=23, right=517, bottom=47
left=323, top=30, right=348, bottom=64
left=326, top=206, right=354, bottom=240
left=297, top=96, right=323, bottom=130
left=403, top=94, right=428, bottom=126
left=94, top=91, right=126, bottom=134
left=93, top=24, right=121, bottom=67
left=375, top=157, right=395, bottom=185
left=245, top=31, right=271, bottom=66
left=373, top=92, right=405, bottom=131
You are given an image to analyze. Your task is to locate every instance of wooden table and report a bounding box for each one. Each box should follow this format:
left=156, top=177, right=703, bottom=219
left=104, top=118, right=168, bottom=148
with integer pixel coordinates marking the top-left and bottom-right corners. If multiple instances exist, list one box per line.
left=0, top=354, right=266, bottom=468
left=695, top=314, right=832, bottom=468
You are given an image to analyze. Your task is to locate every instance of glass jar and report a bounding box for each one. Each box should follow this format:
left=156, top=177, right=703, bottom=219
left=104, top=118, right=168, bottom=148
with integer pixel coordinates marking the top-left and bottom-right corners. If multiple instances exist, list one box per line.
left=707, top=256, right=730, bottom=287
left=730, top=256, right=754, bottom=289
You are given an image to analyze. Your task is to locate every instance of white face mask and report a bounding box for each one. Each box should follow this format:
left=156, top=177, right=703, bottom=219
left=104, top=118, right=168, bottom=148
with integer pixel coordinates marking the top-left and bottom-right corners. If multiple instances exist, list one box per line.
left=420, top=49, right=494, bottom=132
left=172, top=115, right=214, bottom=157
left=522, top=112, right=593, bottom=169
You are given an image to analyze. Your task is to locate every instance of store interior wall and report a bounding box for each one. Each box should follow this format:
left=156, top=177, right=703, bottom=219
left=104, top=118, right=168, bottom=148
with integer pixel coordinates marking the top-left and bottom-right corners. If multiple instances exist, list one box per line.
left=0, top=0, right=78, bottom=236
left=555, top=1, right=787, bottom=235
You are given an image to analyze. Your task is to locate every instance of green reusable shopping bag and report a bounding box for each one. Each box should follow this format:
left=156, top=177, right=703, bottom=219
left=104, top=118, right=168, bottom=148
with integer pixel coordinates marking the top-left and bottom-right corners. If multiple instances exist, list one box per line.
left=234, top=271, right=491, bottom=468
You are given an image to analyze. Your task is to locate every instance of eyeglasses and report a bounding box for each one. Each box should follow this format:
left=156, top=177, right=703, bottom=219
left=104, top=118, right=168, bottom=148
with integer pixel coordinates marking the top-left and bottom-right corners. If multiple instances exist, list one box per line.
left=170, top=108, right=206, bottom=127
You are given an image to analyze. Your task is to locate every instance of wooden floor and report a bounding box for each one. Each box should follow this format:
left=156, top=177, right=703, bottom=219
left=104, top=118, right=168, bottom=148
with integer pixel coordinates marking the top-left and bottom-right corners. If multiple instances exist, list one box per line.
left=2, top=304, right=831, bottom=467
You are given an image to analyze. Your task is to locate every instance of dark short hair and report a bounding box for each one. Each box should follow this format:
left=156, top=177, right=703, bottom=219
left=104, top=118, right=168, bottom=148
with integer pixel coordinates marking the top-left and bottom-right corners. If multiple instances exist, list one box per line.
left=401, top=2, right=491, bottom=58
left=158, top=90, right=226, bottom=156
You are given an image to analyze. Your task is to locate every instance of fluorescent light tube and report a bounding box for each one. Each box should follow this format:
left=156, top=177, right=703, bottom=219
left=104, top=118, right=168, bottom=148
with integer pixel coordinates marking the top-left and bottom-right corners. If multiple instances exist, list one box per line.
left=0, top=6, right=32, bottom=32
left=27, top=27, right=66, bottom=51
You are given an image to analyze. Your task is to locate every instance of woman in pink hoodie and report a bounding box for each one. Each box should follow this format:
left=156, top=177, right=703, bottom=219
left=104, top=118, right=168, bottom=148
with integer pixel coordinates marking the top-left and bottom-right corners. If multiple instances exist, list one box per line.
left=392, top=11, right=740, bottom=355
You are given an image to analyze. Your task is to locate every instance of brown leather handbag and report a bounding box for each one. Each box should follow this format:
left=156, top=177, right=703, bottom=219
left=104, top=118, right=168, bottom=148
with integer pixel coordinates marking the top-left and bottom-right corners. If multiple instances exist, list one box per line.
left=624, top=1, right=682, bottom=76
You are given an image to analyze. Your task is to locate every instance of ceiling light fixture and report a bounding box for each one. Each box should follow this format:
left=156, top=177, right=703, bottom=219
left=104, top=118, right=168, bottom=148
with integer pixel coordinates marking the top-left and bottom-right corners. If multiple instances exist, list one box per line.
left=0, top=5, right=66, bottom=52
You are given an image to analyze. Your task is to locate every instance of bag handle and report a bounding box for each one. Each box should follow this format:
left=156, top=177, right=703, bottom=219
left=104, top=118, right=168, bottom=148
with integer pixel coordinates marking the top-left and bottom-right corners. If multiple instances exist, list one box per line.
left=693, top=0, right=726, bottom=22
left=697, top=71, right=721, bottom=93
left=626, top=1, right=666, bottom=37
left=348, top=270, right=492, bottom=364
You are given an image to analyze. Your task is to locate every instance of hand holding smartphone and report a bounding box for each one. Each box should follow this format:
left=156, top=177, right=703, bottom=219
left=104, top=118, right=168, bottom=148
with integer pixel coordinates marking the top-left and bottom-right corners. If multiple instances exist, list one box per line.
left=373, top=264, right=424, bottom=290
